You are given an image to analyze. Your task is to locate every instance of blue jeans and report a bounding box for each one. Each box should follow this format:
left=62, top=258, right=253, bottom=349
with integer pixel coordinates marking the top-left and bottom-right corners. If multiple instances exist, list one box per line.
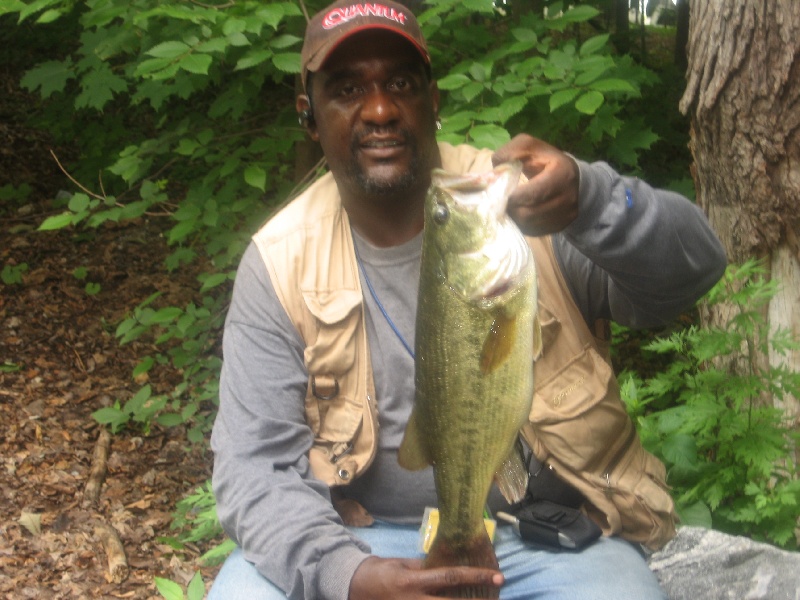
left=209, top=522, right=666, bottom=599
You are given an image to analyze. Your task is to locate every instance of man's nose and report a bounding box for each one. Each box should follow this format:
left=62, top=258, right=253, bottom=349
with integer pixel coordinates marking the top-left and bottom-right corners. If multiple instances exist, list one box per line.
left=360, top=87, right=400, bottom=125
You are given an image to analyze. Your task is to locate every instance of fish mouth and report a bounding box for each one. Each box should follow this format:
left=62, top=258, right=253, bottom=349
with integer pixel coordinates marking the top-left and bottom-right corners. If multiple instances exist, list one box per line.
left=432, top=161, right=522, bottom=218
left=465, top=220, right=532, bottom=305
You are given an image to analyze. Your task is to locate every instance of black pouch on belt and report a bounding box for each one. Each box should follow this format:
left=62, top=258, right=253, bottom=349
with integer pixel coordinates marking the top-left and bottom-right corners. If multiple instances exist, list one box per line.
left=506, top=500, right=602, bottom=550
left=500, top=452, right=601, bottom=551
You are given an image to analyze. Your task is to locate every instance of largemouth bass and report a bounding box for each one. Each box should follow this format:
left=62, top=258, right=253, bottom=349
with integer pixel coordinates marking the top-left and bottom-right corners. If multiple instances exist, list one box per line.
left=398, top=162, right=539, bottom=598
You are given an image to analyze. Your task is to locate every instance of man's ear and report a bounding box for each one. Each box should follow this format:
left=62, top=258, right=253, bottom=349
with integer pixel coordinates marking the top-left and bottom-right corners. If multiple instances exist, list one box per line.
left=296, top=95, right=318, bottom=141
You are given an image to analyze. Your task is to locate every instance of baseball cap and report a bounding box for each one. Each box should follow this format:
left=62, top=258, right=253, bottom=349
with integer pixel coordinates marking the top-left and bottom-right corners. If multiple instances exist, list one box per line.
left=300, top=0, right=430, bottom=90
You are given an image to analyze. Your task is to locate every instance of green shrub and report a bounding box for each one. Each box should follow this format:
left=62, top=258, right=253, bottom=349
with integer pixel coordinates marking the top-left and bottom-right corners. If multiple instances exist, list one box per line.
left=5, top=0, right=657, bottom=439
left=620, top=260, right=800, bottom=548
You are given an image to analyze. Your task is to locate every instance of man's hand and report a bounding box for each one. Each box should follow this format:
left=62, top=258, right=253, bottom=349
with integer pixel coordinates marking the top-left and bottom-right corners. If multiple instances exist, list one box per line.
left=493, top=134, right=580, bottom=237
left=349, top=556, right=503, bottom=599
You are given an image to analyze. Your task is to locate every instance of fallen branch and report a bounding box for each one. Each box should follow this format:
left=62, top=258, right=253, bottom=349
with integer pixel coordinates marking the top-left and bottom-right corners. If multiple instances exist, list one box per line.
left=93, top=521, right=129, bottom=584
left=82, top=428, right=111, bottom=508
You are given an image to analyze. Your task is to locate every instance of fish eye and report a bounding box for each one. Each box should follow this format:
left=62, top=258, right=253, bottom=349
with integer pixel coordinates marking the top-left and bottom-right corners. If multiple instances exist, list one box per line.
left=433, top=203, right=449, bottom=225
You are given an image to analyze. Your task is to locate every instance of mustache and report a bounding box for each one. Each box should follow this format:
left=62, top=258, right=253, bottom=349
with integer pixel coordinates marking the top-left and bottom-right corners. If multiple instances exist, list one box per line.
left=352, top=125, right=412, bottom=146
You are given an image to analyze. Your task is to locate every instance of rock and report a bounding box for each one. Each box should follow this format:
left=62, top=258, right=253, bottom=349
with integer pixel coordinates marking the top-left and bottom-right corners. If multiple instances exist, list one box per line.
left=648, top=526, right=800, bottom=600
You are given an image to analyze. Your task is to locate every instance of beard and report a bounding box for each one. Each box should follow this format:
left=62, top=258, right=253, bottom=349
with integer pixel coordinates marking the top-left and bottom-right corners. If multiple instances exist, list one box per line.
left=346, top=126, right=431, bottom=197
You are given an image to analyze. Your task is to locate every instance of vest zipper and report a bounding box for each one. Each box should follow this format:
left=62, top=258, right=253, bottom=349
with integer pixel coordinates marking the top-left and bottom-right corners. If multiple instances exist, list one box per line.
left=602, top=420, right=636, bottom=494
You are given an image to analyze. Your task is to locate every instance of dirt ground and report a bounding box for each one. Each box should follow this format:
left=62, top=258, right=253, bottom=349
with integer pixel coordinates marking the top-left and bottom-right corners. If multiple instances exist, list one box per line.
left=1, top=68, right=222, bottom=599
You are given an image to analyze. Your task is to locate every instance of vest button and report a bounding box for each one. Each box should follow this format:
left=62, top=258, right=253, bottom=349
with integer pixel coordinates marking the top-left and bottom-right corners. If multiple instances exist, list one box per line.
left=337, top=468, right=351, bottom=481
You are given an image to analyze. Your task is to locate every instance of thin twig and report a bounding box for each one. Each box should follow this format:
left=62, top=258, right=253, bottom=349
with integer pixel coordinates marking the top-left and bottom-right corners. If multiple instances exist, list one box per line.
left=49, top=149, right=105, bottom=201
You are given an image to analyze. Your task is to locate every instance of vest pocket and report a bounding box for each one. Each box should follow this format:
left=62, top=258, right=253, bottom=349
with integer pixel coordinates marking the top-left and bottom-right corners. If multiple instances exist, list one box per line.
left=596, top=442, right=676, bottom=550
left=530, top=346, right=629, bottom=472
left=301, top=289, right=363, bottom=442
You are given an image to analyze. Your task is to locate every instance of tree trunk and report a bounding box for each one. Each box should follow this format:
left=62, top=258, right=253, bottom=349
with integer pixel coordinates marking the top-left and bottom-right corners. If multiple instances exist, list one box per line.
left=674, top=0, right=689, bottom=71
left=679, top=1, right=800, bottom=430
left=612, top=0, right=630, bottom=55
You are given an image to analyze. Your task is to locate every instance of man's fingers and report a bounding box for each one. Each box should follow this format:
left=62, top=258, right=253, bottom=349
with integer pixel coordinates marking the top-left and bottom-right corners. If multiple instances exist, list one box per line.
left=414, top=565, right=504, bottom=593
left=492, top=133, right=545, bottom=166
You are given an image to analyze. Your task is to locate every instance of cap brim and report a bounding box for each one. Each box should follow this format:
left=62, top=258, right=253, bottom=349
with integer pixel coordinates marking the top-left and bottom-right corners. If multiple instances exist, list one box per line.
left=305, top=24, right=430, bottom=75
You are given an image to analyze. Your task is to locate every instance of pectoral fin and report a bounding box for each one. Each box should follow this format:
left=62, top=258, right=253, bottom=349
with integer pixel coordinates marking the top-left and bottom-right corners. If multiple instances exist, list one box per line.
left=479, top=312, right=517, bottom=375
left=397, top=408, right=430, bottom=471
left=494, top=441, right=529, bottom=504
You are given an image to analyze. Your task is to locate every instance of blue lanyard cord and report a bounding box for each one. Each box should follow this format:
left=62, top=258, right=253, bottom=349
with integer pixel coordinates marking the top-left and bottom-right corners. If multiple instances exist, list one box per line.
left=354, top=242, right=416, bottom=360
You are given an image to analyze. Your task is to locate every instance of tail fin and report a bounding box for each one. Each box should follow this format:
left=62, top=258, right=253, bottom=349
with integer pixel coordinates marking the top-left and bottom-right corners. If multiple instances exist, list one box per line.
left=425, top=530, right=500, bottom=598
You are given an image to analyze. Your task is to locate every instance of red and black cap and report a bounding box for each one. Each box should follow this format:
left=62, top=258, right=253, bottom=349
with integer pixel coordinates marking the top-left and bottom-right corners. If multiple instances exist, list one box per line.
left=300, top=0, right=430, bottom=90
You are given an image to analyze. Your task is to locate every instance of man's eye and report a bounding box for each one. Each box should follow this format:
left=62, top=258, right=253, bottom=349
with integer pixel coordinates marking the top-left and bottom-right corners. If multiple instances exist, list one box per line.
left=388, top=77, right=411, bottom=92
left=339, top=84, right=362, bottom=97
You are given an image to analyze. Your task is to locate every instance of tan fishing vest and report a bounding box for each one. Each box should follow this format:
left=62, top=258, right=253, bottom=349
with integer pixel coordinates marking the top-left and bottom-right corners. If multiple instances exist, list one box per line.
left=253, top=142, right=677, bottom=550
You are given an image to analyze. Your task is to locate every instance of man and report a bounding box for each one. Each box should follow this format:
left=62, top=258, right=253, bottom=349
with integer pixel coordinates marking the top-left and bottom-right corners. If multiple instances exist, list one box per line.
left=209, top=1, right=727, bottom=599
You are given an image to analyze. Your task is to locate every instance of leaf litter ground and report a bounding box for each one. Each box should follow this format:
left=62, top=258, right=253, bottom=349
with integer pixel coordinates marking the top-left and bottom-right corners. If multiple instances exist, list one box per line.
left=1, top=82, right=222, bottom=599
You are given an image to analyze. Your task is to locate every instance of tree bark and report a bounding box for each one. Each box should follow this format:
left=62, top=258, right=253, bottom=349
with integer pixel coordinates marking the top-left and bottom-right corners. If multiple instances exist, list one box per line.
left=674, top=0, right=689, bottom=71
left=611, top=0, right=631, bottom=55
left=680, top=1, right=800, bottom=428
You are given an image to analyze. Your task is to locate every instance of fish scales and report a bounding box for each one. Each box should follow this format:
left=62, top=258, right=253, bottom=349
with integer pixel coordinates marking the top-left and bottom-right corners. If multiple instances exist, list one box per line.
left=399, top=162, right=538, bottom=598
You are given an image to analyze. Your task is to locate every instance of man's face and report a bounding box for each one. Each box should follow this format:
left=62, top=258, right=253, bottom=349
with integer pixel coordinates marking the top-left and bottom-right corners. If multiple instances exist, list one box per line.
left=305, top=30, right=440, bottom=199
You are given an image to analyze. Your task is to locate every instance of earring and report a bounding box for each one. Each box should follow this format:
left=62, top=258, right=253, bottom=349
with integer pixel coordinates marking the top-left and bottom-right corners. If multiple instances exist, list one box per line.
left=298, top=109, right=314, bottom=126
left=436, top=118, right=442, bottom=131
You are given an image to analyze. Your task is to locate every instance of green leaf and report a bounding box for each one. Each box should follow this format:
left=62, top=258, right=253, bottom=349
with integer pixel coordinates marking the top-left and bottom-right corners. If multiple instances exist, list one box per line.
left=511, top=28, right=537, bottom=43
left=222, top=17, right=247, bottom=36
left=150, top=307, right=183, bottom=324
left=187, top=572, right=205, bottom=600
left=589, top=78, right=638, bottom=94
left=179, top=54, right=213, bottom=75
left=18, top=0, right=62, bottom=22
left=146, top=41, right=190, bottom=59
left=579, top=34, right=609, bottom=56
left=257, top=3, right=289, bottom=30
left=68, top=193, right=90, bottom=213
left=468, top=124, right=510, bottom=150
left=92, top=406, right=129, bottom=432
left=437, top=73, right=471, bottom=91
left=154, top=576, right=185, bottom=600
left=549, top=88, right=579, bottom=112
left=132, top=357, right=155, bottom=378
left=558, top=5, right=600, bottom=23
left=35, top=8, right=63, bottom=23
left=574, top=65, right=610, bottom=86
left=38, top=212, right=73, bottom=231
left=462, top=81, right=484, bottom=103
left=0, top=1, right=26, bottom=18
left=168, top=219, right=198, bottom=245
left=75, top=62, right=128, bottom=110
left=678, top=501, right=713, bottom=529
left=235, top=49, right=272, bottom=71
left=20, top=60, right=75, bottom=98
left=272, top=52, right=300, bottom=73
left=476, top=96, right=527, bottom=125
left=244, top=165, right=266, bottom=192
left=271, top=34, right=302, bottom=50
left=199, top=272, right=229, bottom=292
left=135, top=57, right=174, bottom=77
left=0, top=361, right=22, bottom=373
left=662, top=433, right=698, bottom=469
left=157, top=413, right=185, bottom=427
left=123, top=385, right=152, bottom=415
left=574, top=90, right=604, bottom=115
left=468, top=62, right=489, bottom=83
